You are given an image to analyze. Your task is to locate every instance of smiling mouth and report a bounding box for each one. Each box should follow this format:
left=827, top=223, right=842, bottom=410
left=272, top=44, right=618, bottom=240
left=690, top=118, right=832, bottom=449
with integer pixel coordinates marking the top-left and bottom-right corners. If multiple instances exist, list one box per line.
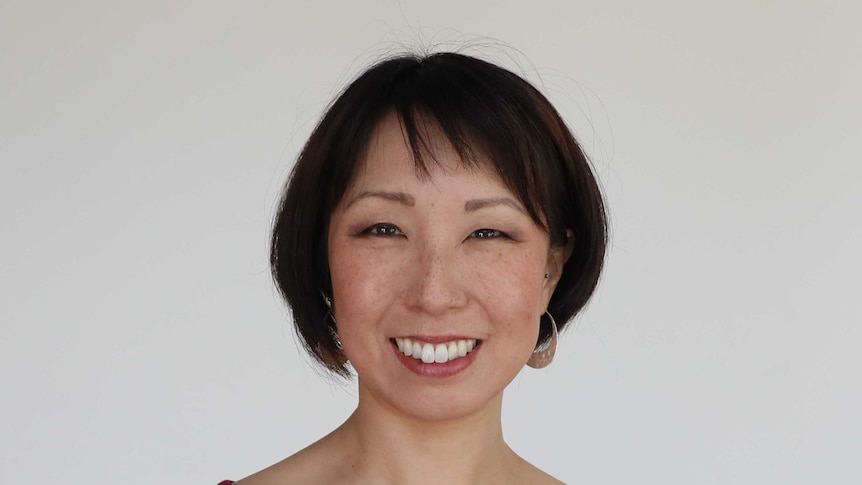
left=393, top=337, right=479, bottom=364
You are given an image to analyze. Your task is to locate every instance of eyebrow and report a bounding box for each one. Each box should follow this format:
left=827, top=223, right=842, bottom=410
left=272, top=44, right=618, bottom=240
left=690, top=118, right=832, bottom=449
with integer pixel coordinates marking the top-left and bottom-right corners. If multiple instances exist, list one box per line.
left=345, top=191, right=525, bottom=214
left=344, top=190, right=415, bottom=208
left=464, top=197, right=526, bottom=214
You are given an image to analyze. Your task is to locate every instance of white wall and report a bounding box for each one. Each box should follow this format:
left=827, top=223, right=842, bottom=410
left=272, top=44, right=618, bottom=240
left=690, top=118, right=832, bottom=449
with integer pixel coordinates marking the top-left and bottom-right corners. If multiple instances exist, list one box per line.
left=2, top=1, right=860, bottom=483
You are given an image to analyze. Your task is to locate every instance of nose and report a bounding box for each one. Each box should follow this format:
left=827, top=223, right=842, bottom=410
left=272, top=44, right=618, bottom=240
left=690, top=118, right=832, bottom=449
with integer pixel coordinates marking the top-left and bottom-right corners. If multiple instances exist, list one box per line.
left=404, top=243, right=467, bottom=315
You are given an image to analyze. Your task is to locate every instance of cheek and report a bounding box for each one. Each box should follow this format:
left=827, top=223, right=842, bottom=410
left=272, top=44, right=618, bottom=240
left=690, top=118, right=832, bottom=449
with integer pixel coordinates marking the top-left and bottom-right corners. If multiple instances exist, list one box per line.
left=327, top=245, right=395, bottom=368
left=468, top=249, right=547, bottom=356
left=470, top=249, right=546, bottom=312
left=328, top=243, right=404, bottom=322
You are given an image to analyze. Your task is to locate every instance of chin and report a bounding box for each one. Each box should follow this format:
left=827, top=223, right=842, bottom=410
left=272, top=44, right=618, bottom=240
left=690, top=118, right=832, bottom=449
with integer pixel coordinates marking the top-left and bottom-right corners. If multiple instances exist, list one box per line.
left=355, top=372, right=508, bottom=423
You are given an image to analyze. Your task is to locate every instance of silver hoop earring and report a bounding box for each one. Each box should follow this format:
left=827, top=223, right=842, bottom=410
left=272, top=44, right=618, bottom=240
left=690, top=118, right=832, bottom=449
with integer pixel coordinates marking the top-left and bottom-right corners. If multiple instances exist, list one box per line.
left=321, top=292, right=337, bottom=322
left=527, top=310, right=557, bottom=369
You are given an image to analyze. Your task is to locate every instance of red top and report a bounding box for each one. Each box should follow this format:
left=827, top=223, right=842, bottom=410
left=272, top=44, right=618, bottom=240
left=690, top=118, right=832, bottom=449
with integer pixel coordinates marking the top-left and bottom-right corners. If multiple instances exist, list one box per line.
left=218, top=481, right=233, bottom=485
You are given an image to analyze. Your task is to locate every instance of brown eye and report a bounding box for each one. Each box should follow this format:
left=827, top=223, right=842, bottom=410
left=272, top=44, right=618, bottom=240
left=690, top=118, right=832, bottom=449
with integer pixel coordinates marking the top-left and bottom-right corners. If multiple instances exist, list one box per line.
left=365, top=223, right=404, bottom=237
left=472, top=228, right=504, bottom=239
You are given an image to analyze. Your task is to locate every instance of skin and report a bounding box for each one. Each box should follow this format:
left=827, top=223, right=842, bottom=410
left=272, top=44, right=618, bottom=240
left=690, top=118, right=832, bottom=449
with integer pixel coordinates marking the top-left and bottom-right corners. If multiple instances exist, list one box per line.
left=237, top=114, right=570, bottom=485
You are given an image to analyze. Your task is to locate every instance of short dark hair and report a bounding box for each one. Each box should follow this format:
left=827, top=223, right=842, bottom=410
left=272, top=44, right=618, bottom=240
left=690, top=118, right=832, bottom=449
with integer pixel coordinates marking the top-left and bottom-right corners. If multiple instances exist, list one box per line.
left=271, top=52, right=607, bottom=376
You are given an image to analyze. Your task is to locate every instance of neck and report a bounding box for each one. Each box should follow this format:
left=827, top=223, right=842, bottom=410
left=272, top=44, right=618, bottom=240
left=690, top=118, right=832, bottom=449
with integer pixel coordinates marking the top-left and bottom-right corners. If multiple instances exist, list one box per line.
left=333, top=382, right=516, bottom=484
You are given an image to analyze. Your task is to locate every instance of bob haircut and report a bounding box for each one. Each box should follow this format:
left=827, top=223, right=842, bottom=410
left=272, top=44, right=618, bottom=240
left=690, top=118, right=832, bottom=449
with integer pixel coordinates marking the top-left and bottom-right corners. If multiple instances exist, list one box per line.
left=271, top=52, right=607, bottom=377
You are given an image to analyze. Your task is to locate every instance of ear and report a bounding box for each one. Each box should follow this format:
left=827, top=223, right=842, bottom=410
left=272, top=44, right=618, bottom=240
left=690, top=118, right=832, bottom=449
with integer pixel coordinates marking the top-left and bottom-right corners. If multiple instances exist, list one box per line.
left=541, top=229, right=574, bottom=305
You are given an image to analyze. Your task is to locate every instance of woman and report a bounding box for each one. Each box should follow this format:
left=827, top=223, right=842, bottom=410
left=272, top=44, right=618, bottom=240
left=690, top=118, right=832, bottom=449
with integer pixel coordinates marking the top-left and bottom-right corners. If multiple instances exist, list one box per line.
left=223, top=51, right=607, bottom=484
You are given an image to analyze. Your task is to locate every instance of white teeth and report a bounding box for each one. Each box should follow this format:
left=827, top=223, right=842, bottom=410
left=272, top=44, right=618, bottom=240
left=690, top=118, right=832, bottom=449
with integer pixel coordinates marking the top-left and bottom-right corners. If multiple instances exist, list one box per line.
left=393, top=338, right=479, bottom=363
left=434, top=344, right=447, bottom=363
left=421, top=343, right=435, bottom=363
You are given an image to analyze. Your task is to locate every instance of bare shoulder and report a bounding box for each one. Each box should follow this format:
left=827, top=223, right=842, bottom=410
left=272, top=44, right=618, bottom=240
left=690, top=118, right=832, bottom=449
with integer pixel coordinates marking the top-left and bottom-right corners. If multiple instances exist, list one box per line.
left=233, top=433, right=348, bottom=485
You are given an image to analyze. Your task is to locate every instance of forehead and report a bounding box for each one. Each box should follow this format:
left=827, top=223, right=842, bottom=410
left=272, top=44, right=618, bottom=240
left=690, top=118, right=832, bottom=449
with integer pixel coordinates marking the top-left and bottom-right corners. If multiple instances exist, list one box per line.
left=349, top=113, right=503, bottom=191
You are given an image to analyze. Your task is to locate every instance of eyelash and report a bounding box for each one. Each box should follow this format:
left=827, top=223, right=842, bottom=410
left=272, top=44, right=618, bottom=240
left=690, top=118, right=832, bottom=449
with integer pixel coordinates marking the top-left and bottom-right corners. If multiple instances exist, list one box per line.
left=472, top=228, right=505, bottom=239
left=360, top=224, right=507, bottom=240
left=362, top=223, right=404, bottom=237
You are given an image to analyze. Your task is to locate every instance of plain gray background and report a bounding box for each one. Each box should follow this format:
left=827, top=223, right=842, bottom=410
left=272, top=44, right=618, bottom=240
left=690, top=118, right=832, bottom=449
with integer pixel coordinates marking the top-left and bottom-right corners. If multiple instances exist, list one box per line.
left=2, top=1, right=860, bottom=483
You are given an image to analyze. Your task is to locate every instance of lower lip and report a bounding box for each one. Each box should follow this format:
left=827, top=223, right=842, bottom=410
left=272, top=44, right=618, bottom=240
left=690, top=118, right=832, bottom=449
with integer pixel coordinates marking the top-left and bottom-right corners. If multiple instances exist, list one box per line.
left=392, top=341, right=481, bottom=378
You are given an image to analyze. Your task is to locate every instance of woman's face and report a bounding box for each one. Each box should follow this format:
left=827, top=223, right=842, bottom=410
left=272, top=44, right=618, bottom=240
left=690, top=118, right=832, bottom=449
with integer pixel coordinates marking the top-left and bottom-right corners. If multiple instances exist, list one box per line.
left=328, top=114, right=566, bottom=421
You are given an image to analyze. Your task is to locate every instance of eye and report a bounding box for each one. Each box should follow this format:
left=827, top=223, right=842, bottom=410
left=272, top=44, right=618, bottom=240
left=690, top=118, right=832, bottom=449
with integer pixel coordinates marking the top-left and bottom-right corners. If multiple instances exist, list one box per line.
left=363, top=223, right=404, bottom=237
left=471, top=228, right=505, bottom=239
